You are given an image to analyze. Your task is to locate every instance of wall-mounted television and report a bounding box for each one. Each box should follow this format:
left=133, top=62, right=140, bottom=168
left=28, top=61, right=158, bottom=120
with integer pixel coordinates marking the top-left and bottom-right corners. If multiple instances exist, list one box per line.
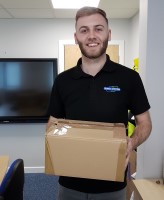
left=0, top=58, right=58, bottom=123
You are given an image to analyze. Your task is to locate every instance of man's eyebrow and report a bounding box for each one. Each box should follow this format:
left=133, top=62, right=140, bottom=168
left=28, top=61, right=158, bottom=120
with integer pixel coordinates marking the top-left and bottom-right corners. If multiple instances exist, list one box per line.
left=95, top=24, right=105, bottom=28
left=79, top=24, right=105, bottom=30
left=79, top=26, right=88, bottom=30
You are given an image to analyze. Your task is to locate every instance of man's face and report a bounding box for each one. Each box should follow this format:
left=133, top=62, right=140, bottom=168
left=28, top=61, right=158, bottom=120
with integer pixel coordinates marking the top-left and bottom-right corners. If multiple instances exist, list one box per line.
left=74, top=13, right=111, bottom=59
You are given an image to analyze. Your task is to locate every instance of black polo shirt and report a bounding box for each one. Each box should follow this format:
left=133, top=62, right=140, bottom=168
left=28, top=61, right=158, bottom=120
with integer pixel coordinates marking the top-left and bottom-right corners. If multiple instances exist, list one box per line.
left=48, top=55, right=150, bottom=193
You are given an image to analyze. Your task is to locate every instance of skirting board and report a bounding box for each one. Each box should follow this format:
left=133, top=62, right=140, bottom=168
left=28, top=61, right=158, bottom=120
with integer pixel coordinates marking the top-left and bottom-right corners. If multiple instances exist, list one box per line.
left=25, top=166, right=45, bottom=173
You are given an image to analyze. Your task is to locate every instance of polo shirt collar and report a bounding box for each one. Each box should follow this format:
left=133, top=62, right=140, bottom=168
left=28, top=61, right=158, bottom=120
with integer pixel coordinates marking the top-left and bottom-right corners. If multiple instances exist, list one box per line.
left=73, top=54, right=117, bottom=79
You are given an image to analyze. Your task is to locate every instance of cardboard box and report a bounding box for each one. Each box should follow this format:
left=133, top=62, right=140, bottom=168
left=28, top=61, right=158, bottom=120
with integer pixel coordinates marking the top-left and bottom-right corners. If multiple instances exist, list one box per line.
left=45, top=119, right=127, bottom=182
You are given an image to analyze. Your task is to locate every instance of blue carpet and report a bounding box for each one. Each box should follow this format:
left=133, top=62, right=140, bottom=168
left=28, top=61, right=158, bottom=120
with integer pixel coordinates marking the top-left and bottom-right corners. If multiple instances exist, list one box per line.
left=24, top=173, right=59, bottom=200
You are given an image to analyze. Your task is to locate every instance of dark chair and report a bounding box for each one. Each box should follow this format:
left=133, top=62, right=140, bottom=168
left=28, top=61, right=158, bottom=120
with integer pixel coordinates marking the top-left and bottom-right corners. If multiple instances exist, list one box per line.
left=0, top=159, right=24, bottom=200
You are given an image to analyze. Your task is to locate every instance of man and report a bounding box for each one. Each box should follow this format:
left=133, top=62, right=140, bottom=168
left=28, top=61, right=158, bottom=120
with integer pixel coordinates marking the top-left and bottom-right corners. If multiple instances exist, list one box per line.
left=47, top=6, right=152, bottom=200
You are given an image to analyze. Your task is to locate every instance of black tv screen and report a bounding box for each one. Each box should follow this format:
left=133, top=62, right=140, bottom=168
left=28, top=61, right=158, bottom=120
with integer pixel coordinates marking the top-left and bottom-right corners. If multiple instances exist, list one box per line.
left=0, top=58, right=57, bottom=123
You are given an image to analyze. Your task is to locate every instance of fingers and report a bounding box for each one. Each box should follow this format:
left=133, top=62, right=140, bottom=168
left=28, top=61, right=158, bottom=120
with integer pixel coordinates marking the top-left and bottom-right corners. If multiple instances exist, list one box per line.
left=125, top=137, right=133, bottom=170
left=125, top=152, right=130, bottom=170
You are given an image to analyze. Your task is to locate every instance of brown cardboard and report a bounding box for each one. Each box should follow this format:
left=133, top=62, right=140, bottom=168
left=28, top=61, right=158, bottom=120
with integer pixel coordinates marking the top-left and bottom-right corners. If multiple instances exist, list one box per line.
left=45, top=119, right=127, bottom=182
left=0, top=155, right=9, bottom=184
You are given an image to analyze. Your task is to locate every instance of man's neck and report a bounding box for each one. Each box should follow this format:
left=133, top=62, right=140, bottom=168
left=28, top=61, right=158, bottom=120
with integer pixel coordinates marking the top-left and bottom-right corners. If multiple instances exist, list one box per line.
left=81, top=54, right=107, bottom=76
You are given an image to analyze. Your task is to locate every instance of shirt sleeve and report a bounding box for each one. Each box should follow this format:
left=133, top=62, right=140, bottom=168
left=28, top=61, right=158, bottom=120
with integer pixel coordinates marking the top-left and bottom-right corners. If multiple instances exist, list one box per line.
left=129, top=73, right=150, bottom=115
left=47, top=77, right=65, bottom=118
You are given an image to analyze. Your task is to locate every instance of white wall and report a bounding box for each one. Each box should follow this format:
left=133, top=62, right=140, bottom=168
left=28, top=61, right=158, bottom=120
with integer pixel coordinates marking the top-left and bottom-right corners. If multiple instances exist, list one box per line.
left=109, top=15, right=139, bottom=68
left=129, top=13, right=139, bottom=67
left=137, top=0, right=164, bottom=179
left=0, top=17, right=138, bottom=172
left=0, top=19, right=75, bottom=58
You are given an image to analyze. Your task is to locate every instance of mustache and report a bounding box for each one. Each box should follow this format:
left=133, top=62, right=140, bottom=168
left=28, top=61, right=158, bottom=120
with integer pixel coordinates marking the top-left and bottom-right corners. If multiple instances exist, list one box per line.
left=87, top=38, right=99, bottom=42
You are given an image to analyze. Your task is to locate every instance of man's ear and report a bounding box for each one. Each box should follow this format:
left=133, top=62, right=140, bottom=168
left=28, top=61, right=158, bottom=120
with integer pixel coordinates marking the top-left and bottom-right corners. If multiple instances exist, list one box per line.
left=108, top=29, right=111, bottom=41
left=74, top=33, right=78, bottom=44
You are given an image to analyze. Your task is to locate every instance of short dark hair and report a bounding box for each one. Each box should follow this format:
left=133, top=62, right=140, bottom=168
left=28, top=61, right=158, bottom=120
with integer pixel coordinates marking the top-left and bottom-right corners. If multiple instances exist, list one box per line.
left=75, top=6, right=108, bottom=25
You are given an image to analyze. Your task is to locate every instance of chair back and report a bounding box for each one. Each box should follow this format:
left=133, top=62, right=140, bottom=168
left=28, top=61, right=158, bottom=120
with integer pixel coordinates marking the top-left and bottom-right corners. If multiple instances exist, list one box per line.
left=0, top=159, right=24, bottom=200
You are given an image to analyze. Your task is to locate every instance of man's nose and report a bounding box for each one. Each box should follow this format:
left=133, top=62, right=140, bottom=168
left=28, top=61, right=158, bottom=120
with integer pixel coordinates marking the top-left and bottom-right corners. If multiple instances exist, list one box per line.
left=88, top=30, right=96, bottom=38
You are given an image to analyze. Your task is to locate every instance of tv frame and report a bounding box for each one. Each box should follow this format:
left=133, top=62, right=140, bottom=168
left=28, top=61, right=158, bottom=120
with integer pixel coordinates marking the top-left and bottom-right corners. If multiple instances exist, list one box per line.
left=0, top=58, right=58, bottom=124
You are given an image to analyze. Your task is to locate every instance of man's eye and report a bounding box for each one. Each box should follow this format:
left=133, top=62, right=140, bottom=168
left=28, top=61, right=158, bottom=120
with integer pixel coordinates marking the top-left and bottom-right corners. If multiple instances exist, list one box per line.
left=96, top=28, right=103, bottom=32
left=80, top=29, right=87, bottom=33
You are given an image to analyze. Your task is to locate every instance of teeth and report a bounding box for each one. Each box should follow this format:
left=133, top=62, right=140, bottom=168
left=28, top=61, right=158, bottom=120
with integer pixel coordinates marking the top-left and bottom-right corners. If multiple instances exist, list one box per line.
left=88, top=43, right=98, bottom=47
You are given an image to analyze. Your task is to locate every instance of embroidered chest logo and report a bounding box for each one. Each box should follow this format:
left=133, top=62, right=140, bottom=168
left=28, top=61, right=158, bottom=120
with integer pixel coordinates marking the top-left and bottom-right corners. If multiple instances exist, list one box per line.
left=103, top=86, right=121, bottom=92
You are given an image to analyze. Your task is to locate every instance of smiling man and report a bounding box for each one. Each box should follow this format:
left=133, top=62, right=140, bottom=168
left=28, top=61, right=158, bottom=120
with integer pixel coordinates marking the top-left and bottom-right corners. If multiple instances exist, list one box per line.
left=47, top=6, right=152, bottom=200
left=75, top=11, right=110, bottom=58
left=74, top=8, right=111, bottom=76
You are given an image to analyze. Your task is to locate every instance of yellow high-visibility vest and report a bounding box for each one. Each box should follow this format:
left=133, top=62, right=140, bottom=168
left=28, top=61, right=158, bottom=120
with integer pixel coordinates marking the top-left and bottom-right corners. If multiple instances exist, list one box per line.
left=128, top=121, right=135, bottom=137
left=128, top=58, right=139, bottom=137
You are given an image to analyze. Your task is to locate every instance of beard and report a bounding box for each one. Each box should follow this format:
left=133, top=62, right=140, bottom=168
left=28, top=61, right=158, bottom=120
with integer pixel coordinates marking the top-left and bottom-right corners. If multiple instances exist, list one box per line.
left=77, top=37, right=109, bottom=59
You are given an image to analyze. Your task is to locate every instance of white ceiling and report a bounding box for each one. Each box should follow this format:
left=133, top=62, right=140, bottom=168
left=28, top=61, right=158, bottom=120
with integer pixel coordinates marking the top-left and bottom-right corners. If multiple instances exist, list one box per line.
left=0, top=0, right=139, bottom=19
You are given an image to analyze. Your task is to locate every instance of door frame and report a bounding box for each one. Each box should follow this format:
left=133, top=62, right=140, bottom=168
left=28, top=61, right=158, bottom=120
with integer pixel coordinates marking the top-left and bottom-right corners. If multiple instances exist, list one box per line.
left=58, top=40, right=124, bottom=73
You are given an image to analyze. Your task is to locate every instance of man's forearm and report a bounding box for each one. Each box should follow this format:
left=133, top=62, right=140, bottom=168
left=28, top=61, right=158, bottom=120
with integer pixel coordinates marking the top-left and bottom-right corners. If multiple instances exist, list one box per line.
left=131, top=119, right=152, bottom=150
